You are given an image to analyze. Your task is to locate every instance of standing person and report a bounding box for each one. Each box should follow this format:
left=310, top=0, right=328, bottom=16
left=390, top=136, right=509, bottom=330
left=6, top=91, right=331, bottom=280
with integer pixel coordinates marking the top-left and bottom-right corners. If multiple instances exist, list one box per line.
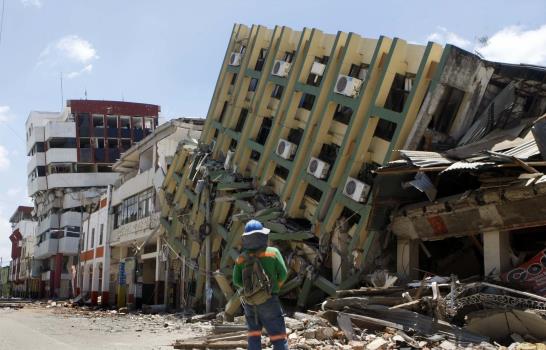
left=233, top=219, right=289, bottom=350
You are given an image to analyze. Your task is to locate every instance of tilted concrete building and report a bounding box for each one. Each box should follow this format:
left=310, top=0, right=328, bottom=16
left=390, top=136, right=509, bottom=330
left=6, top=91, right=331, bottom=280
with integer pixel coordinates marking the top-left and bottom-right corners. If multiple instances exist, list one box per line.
left=26, top=99, right=160, bottom=298
left=160, top=24, right=546, bottom=314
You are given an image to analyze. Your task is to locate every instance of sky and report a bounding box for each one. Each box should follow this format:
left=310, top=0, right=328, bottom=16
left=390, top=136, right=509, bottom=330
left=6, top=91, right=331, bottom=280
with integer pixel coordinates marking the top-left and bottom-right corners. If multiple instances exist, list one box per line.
left=0, top=0, right=545, bottom=265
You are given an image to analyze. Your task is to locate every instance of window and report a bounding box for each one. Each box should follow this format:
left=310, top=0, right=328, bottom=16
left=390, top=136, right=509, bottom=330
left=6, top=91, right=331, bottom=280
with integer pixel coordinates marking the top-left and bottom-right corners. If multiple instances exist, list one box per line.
left=90, top=228, right=95, bottom=249
left=99, top=224, right=104, bottom=246
left=248, top=78, right=259, bottom=92
left=271, top=85, right=284, bottom=100
left=256, top=117, right=272, bottom=145
left=429, top=86, right=465, bottom=134
left=138, top=189, right=154, bottom=219
left=299, top=93, right=315, bottom=111
left=114, top=188, right=155, bottom=228
left=235, top=109, right=248, bottom=132
left=255, top=48, right=267, bottom=71
left=287, top=128, right=304, bottom=145
left=283, top=51, right=295, bottom=63
left=385, top=73, right=413, bottom=113
left=139, top=147, right=154, bottom=172
left=48, top=138, right=76, bottom=149
left=304, top=184, right=323, bottom=202
left=374, top=119, right=397, bottom=142
left=333, top=104, right=353, bottom=125
left=230, top=73, right=238, bottom=85
left=274, top=165, right=289, bottom=180
left=218, top=101, right=228, bottom=123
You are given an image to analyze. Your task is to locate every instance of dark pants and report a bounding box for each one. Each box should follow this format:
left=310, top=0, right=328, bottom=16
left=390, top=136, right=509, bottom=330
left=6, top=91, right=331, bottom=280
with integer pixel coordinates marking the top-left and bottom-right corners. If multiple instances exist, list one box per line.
left=243, top=295, right=289, bottom=350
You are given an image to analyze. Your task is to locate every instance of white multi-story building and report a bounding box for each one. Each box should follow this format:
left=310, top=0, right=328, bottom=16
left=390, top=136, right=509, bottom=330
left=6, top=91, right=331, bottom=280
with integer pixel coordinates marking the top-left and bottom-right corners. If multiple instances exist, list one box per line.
left=26, top=99, right=160, bottom=298
left=78, top=118, right=203, bottom=306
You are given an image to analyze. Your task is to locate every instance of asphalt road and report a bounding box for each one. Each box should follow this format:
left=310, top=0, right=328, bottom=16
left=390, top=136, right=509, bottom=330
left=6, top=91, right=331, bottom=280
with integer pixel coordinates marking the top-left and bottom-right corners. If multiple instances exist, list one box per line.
left=0, top=306, right=199, bottom=350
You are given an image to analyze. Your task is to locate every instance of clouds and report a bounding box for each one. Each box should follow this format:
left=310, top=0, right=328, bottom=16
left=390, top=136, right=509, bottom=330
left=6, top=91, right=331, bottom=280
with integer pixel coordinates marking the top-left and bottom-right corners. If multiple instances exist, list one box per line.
left=0, top=107, right=13, bottom=172
left=427, top=24, right=546, bottom=66
left=427, top=27, right=471, bottom=49
left=0, top=146, right=10, bottom=171
left=20, top=0, right=42, bottom=8
left=0, top=105, right=14, bottom=123
left=38, top=35, right=99, bottom=79
left=477, top=25, right=546, bottom=66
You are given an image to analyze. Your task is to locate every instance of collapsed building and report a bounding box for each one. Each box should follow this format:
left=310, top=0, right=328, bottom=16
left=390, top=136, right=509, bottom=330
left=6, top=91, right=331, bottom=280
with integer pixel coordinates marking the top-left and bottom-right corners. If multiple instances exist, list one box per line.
left=159, top=23, right=546, bottom=319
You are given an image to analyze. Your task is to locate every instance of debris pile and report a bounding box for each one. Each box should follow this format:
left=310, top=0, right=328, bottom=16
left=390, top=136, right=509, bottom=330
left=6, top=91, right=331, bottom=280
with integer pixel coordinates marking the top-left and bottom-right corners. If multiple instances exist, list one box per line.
left=172, top=276, right=546, bottom=349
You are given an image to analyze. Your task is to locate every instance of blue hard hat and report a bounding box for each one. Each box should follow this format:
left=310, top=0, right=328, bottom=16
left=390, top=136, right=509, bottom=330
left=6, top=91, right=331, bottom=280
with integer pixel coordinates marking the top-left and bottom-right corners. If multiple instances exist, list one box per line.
left=243, top=219, right=270, bottom=236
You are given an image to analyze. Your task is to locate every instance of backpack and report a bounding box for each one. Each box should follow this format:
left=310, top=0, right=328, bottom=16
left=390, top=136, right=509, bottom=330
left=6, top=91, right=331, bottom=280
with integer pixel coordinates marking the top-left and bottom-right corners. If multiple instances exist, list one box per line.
left=240, top=251, right=272, bottom=305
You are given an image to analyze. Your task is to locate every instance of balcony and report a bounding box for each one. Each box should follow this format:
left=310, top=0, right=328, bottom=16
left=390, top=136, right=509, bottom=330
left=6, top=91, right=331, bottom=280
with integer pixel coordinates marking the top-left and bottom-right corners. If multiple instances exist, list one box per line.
left=111, top=168, right=154, bottom=205
left=110, top=212, right=160, bottom=246
left=28, top=177, right=47, bottom=196
left=47, top=172, right=119, bottom=189
left=27, top=152, right=45, bottom=175
left=58, top=236, right=79, bottom=255
left=26, top=126, right=45, bottom=154
left=45, top=148, right=77, bottom=163
left=37, top=216, right=59, bottom=237
left=60, top=211, right=81, bottom=228
left=45, top=122, right=76, bottom=140
left=35, top=238, right=59, bottom=259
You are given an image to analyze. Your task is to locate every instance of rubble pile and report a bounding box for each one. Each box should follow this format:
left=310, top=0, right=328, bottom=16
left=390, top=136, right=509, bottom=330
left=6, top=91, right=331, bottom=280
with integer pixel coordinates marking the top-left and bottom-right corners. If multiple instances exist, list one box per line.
left=172, top=276, right=546, bottom=349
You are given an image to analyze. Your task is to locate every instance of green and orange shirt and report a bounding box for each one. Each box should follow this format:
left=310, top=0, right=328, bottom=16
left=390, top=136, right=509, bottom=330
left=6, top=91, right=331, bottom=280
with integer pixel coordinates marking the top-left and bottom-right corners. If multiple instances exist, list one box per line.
left=232, top=246, right=288, bottom=294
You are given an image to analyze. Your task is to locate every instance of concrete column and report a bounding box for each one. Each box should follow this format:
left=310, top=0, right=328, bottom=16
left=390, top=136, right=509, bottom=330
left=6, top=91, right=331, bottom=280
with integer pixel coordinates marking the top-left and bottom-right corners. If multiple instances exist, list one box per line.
left=483, top=230, right=511, bottom=276
left=54, top=253, right=63, bottom=298
left=101, top=248, right=111, bottom=306
left=397, top=239, right=419, bottom=280
left=154, top=237, right=161, bottom=305
left=90, top=262, right=100, bottom=305
left=82, top=263, right=90, bottom=292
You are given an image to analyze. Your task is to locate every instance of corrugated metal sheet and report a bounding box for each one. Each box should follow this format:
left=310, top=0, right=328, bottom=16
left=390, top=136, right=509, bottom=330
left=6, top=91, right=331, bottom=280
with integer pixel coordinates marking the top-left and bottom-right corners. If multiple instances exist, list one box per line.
left=498, top=138, right=539, bottom=160
left=440, top=161, right=496, bottom=174
left=399, top=150, right=454, bottom=167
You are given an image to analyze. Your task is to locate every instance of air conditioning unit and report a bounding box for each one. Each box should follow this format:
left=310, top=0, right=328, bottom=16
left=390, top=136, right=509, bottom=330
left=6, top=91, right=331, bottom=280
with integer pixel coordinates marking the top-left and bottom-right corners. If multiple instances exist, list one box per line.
left=311, top=61, right=326, bottom=76
left=307, top=157, right=330, bottom=179
left=276, top=139, right=297, bottom=159
left=342, top=177, right=371, bottom=203
left=334, top=75, right=362, bottom=97
left=224, top=150, right=234, bottom=170
left=404, top=77, right=413, bottom=92
left=272, top=60, right=291, bottom=77
left=229, top=52, right=242, bottom=66
left=358, top=68, right=368, bottom=81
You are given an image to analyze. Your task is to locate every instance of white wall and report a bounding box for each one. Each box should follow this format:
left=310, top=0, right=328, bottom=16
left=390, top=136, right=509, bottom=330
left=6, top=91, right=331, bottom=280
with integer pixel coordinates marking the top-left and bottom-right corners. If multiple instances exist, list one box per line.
left=47, top=173, right=119, bottom=189
left=27, top=152, right=45, bottom=175
left=45, top=121, right=76, bottom=140
left=46, top=148, right=78, bottom=164
left=111, top=168, right=154, bottom=206
left=82, top=204, right=108, bottom=251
